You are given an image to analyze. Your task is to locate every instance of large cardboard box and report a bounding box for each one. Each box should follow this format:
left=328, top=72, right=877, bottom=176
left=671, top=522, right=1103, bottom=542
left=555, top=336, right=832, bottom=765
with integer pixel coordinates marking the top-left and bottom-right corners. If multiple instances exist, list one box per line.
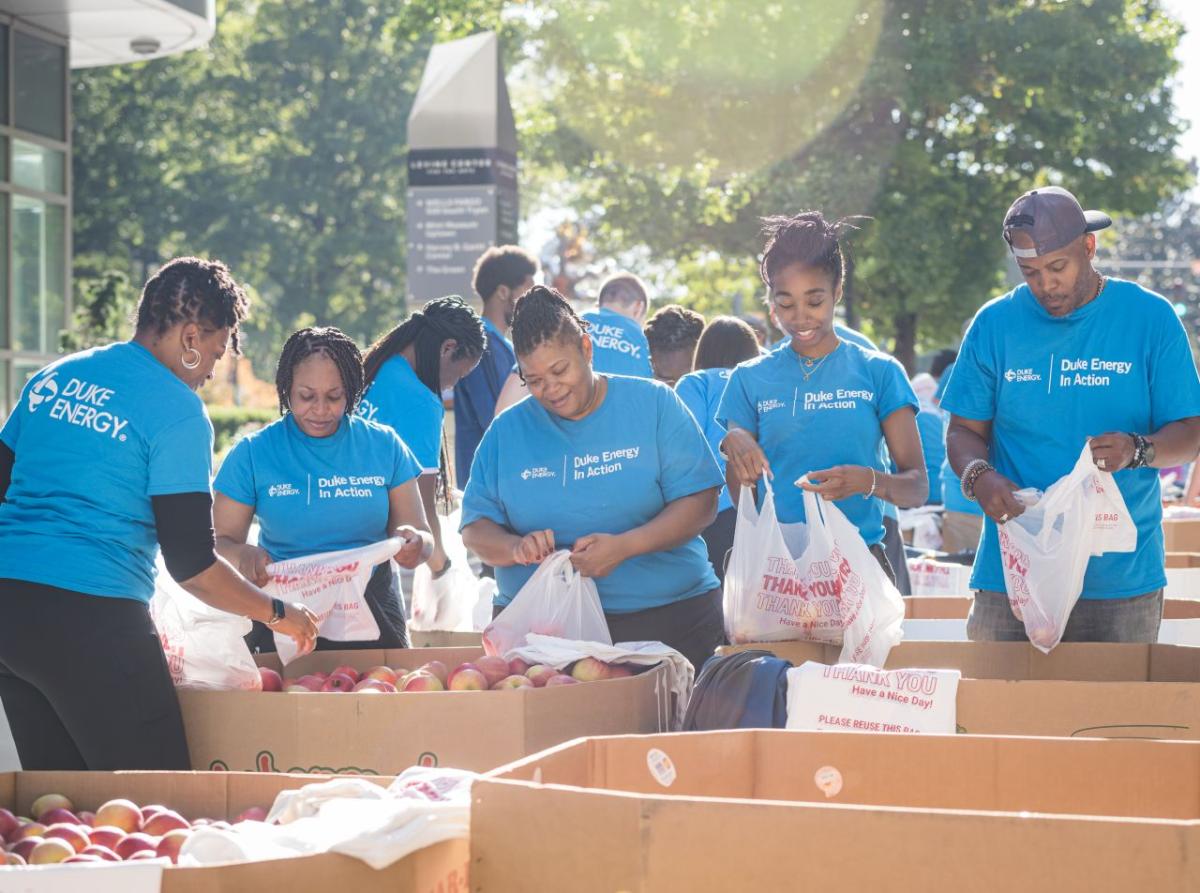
left=472, top=730, right=1200, bottom=891
left=406, top=630, right=483, bottom=648
left=721, top=640, right=1200, bottom=739
left=903, top=594, right=1200, bottom=620
left=1164, top=518, right=1200, bottom=552
left=178, top=647, right=671, bottom=774
left=0, top=770, right=466, bottom=893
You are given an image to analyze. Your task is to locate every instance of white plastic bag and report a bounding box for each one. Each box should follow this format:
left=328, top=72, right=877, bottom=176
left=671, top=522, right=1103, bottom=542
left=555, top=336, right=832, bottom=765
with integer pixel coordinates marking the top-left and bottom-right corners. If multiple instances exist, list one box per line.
left=151, top=555, right=262, bottom=691
left=723, top=478, right=905, bottom=667
left=410, top=505, right=491, bottom=632
left=265, top=538, right=400, bottom=664
left=999, top=443, right=1137, bottom=652
left=482, top=550, right=611, bottom=656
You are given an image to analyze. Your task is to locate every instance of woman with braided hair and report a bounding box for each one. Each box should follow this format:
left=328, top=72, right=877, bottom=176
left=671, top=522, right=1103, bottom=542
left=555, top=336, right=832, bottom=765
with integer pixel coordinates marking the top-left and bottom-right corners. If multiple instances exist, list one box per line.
left=0, top=257, right=318, bottom=769
left=359, top=297, right=485, bottom=579
left=717, top=212, right=928, bottom=580
left=644, top=304, right=705, bottom=388
left=461, top=286, right=725, bottom=670
left=214, top=326, right=433, bottom=650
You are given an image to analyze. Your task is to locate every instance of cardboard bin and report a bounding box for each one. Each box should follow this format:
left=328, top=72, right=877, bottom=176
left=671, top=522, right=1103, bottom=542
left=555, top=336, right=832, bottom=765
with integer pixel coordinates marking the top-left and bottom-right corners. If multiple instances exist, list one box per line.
left=472, top=729, right=1200, bottom=891
left=0, top=770, right=466, bottom=893
left=178, top=647, right=671, bottom=774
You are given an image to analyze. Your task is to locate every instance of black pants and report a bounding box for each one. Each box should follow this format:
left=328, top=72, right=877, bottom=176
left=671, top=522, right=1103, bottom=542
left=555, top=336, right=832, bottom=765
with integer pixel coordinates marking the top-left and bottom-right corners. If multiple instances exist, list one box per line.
left=491, top=586, right=725, bottom=673
left=701, top=506, right=737, bottom=587
left=247, top=561, right=408, bottom=653
left=0, top=579, right=191, bottom=770
left=881, top=514, right=911, bottom=595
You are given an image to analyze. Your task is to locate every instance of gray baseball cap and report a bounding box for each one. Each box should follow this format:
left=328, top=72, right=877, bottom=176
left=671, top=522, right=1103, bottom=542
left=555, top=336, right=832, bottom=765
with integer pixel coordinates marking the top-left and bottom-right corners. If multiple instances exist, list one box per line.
left=1002, top=186, right=1112, bottom=258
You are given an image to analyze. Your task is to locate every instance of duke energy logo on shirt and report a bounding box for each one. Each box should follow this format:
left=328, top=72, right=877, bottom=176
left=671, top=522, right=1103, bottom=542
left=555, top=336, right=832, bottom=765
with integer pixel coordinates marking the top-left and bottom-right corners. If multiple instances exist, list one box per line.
left=803, top=388, right=874, bottom=411
left=590, top=323, right=644, bottom=358
left=520, top=465, right=556, bottom=481
left=571, top=446, right=640, bottom=481
left=28, top=371, right=130, bottom=442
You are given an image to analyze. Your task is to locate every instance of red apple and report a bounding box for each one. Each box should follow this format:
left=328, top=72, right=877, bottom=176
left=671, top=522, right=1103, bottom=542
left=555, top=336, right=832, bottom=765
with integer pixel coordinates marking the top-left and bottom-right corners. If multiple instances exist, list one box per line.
left=546, top=674, right=580, bottom=686
left=127, top=849, right=160, bottom=861
left=88, top=826, right=127, bottom=851
left=295, top=674, right=325, bottom=691
left=445, top=663, right=479, bottom=688
left=363, top=666, right=398, bottom=686
left=571, top=657, right=612, bottom=682
left=95, top=799, right=142, bottom=834
left=142, top=810, right=189, bottom=837
left=608, top=664, right=634, bottom=678
left=402, top=671, right=445, bottom=692
left=44, top=823, right=90, bottom=852
left=353, top=678, right=396, bottom=693
left=491, top=674, right=534, bottom=690
left=508, top=657, right=532, bottom=676
left=82, top=844, right=121, bottom=862
left=525, top=665, right=558, bottom=687
left=418, top=661, right=449, bottom=685
left=9, top=836, right=42, bottom=861
left=155, top=828, right=192, bottom=864
left=4, top=851, right=26, bottom=865
left=13, top=821, right=47, bottom=840
left=39, top=808, right=80, bottom=827
left=29, top=837, right=76, bottom=864
left=448, top=667, right=487, bottom=691
left=208, top=820, right=232, bottom=831
left=115, top=832, right=159, bottom=860
left=475, top=655, right=512, bottom=688
left=330, top=665, right=361, bottom=683
left=0, top=807, right=18, bottom=841
left=78, top=811, right=96, bottom=827
left=259, top=667, right=284, bottom=692
left=64, top=853, right=104, bottom=864
left=234, top=806, right=268, bottom=823
left=321, top=672, right=357, bottom=693
left=285, top=684, right=314, bottom=693
left=30, top=794, right=73, bottom=823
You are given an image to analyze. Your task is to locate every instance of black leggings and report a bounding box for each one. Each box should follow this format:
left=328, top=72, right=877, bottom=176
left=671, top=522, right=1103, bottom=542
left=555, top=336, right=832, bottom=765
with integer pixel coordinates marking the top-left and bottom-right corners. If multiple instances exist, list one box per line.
left=0, top=579, right=190, bottom=770
left=701, top=506, right=737, bottom=587
left=246, top=561, right=408, bottom=653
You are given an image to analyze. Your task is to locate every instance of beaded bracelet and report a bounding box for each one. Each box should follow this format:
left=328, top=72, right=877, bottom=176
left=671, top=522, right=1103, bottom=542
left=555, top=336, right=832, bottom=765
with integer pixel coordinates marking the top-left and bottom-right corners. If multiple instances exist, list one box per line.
left=960, top=458, right=994, bottom=502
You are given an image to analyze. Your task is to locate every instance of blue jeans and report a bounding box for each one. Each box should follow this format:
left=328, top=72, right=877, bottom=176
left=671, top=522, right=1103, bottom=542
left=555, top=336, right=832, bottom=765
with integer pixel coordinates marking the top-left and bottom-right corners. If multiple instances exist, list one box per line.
left=967, top=588, right=1163, bottom=643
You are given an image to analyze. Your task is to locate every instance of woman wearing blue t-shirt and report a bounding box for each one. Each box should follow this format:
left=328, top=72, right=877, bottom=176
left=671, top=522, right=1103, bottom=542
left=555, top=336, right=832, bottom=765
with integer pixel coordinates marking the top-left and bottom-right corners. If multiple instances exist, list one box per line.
left=214, top=327, right=433, bottom=650
left=359, top=297, right=485, bottom=581
left=461, top=286, right=725, bottom=670
left=718, top=213, right=928, bottom=578
left=0, top=258, right=318, bottom=771
left=675, top=316, right=761, bottom=585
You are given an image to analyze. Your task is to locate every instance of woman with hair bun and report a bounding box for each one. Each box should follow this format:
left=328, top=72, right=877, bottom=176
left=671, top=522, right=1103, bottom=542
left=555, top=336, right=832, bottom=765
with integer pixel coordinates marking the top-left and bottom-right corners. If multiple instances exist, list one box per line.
left=0, top=257, right=318, bottom=770
left=359, top=297, right=485, bottom=578
left=718, top=212, right=928, bottom=580
left=460, top=286, right=725, bottom=670
left=214, top=326, right=433, bottom=651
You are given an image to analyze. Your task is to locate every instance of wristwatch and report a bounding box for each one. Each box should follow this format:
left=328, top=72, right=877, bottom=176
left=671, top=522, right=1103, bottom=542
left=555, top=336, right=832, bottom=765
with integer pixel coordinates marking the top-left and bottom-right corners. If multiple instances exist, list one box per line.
left=265, top=597, right=286, bottom=627
left=1128, top=433, right=1156, bottom=470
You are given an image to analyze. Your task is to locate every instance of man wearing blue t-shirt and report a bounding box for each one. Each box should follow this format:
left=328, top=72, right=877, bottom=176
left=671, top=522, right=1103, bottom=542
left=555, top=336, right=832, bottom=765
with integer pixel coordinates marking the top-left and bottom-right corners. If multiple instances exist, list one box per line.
left=453, top=246, right=538, bottom=486
left=581, top=272, right=653, bottom=378
left=944, top=186, right=1200, bottom=642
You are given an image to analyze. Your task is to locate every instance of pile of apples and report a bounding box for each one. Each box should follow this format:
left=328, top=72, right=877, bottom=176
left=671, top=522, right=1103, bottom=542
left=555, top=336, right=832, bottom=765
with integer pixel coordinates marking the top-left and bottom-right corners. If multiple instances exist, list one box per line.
left=262, top=655, right=638, bottom=693
left=0, top=793, right=268, bottom=867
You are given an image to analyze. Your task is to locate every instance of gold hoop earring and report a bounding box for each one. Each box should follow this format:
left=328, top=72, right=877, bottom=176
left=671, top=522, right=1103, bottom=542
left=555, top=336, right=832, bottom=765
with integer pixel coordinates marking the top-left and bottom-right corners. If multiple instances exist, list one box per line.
left=182, top=348, right=202, bottom=370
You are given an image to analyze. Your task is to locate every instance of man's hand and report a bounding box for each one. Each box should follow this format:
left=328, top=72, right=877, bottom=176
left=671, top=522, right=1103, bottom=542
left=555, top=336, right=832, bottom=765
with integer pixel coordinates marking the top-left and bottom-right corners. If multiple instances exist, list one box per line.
left=974, top=470, right=1027, bottom=524
left=570, top=533, right=629, bottom=578
left=1090, top=433, right=1137, bottom=472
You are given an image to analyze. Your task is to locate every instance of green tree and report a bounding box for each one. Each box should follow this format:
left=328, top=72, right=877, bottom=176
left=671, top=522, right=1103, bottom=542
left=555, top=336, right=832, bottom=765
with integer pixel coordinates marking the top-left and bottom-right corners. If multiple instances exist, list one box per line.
left=528, top=0, right=1190, bottom=368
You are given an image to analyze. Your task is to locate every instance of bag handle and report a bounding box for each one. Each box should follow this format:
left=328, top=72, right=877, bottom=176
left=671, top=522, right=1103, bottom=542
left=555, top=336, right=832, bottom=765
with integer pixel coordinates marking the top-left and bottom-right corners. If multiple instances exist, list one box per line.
left=794, top=475, right=830, bottom=529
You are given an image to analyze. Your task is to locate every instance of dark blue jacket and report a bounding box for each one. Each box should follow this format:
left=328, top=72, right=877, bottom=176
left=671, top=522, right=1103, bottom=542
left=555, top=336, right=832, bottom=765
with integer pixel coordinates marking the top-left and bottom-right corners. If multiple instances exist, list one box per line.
left=454, top=316, right=515, bottom=485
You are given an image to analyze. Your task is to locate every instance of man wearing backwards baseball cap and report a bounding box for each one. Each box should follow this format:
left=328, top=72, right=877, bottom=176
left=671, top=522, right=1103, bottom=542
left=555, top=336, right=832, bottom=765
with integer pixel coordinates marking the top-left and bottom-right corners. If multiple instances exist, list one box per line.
left=942, top=185, right=1200, bottom=642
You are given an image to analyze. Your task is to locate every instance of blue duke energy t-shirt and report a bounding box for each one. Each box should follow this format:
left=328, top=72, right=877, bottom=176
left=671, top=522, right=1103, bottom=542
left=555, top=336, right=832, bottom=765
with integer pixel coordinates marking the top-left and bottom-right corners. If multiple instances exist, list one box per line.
left=461, top=376, right=722, bottom=613
left=358, top=355, right=443, bottom=472
left=717, top=340, right=919, bottom=546
left=942, top=278, right=1200, bottom=599
left=215, top=413, right=421, bottom=562
left=675, top=367, right=734, bottom=513
left=0, top=342, right=213, bottom=602
left=582, top=307, right=653, bottom=378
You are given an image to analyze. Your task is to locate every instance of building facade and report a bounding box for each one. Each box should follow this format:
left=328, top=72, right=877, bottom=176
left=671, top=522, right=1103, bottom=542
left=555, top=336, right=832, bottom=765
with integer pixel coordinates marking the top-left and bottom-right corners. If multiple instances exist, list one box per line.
left=0, top=0, right=215, bottom=415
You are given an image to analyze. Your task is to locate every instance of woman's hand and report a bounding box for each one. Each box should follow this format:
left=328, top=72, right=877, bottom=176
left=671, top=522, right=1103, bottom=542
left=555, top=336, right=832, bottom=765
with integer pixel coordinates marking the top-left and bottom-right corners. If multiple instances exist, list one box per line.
left=272, top=603, right=319, bottom=656
left=235, top=545, right=273, bottom=587
left=974, top=470, right=1027, bottom=525
left=512, top=529, right=555, bottom=566
left=722, top=428, right=771, bottom=487
left=801, top=465, right=874, bottom=501
left=570, top=533, right=629, bottom=578
left=393, top=525, right=432, bottom=569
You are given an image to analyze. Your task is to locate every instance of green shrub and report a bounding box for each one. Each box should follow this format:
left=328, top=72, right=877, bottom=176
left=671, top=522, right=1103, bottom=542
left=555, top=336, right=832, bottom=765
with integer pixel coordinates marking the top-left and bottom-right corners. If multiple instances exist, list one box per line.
left=208, top=405, right=277, bottom=459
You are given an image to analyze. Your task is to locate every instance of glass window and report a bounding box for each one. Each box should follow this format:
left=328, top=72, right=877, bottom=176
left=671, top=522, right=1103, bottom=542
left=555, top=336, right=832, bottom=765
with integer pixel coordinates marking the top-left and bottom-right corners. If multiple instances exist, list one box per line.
left=12, top=197, right=66, bottom=354
left=12, top=140, right=65, bottom=194
left=0, top=26, right=9, bottom=125
left=13, top=359, right=43, bottom=392
left=166, top=0, right=209, bottom=17
left=14, top=32, right=66, bottom=142
left=0, top=194, right=7, bottom=349
left=0, top=361, right=8, bottom=419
